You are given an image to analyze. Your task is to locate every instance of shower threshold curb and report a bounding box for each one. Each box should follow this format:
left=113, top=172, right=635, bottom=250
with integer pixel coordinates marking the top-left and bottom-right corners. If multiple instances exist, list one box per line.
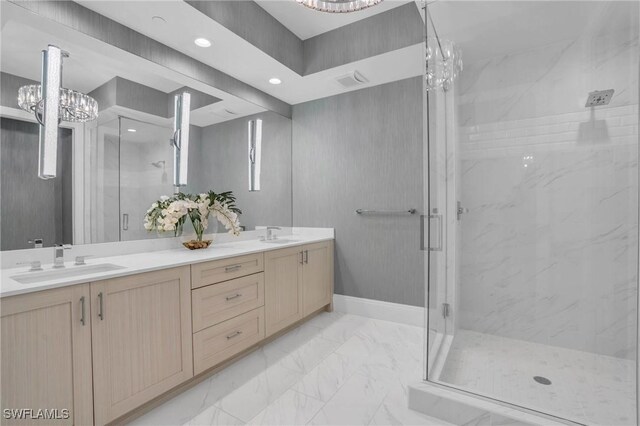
left=408, top=381, right=573, bottom=426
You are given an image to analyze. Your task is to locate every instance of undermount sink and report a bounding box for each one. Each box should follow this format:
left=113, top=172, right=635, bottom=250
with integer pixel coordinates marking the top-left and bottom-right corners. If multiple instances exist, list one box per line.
left=11, top=263, right=126, bottom=284
left=261, top=239, right=301, bottom=244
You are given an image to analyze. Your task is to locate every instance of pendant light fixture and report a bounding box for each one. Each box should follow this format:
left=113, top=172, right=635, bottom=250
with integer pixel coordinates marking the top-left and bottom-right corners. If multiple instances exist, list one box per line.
left=17, top=45, right=99, bottom=179
left=248, top=118, right=262, bottom=192
left=296, top=0, right=383, bottom=13
left=171, top=92, right=191, bottom=188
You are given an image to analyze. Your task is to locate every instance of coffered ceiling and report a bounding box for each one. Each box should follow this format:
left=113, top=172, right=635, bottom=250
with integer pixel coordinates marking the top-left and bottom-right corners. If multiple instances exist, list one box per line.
left=76, top=0, right=425, bottom=105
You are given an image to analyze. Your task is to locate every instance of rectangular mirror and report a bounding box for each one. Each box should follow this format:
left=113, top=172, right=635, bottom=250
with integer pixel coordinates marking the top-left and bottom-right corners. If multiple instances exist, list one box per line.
left=0, top=1, right=292, bottom=250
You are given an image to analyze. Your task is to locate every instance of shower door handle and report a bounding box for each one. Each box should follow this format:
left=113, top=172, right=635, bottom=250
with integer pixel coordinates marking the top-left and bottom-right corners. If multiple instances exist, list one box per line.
left=430, top=212, right=443, bottom=251
left=421, top=210, right=443, bottom=252
left=122, top=213, right=129, bottom=231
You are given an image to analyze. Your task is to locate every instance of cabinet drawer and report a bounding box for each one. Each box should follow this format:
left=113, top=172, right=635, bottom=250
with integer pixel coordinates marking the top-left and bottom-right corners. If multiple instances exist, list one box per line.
left=193, top=307, right=265, bottom=375
left=192, top=273, right=264, bottom=332
left=192, top=253, right=264, bottom=289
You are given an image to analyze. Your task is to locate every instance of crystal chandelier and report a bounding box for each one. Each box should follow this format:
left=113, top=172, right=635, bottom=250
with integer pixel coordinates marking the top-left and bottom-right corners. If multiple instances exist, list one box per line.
left=296, top=0, right=383, bottom=13
left=17, top=47, right=98, bottom=125
left=425, top=37, right=463, bottom=92
left=18, top=85, right=98, bottom=123
left=16, top=45, right=99, bottom=179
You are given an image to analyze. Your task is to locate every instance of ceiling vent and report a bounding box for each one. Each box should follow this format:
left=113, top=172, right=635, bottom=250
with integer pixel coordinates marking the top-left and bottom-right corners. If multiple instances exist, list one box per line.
left=335, top=71, right=369, bottom=88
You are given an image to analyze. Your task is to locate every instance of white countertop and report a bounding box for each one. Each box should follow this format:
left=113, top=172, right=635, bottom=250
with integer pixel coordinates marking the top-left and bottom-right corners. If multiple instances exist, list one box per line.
left=0, top=230, right=333, bottom=298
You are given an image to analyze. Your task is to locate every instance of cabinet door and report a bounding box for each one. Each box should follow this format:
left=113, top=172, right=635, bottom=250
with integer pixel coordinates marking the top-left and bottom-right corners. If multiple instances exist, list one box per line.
left=264, top=246, right=304, bottom=337
left=1, top=285, right=93, bottom=426
left=91, top=267, right=193, bottom=425
left=302, top=240, right=334, bottom=316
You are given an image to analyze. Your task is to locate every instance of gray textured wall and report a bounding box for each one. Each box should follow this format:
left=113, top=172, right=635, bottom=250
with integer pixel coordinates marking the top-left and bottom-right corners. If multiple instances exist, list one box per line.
left=1, top=72, right=38, bottom=109
left=88, top=77, right=221, bottom=118
left=292, top=77, right=424, bottom=306
left=1, top=118, right=72, bottom=250
left=303, top=3, right=423, bottom=75
left=197, top=111, right=292, bottom=231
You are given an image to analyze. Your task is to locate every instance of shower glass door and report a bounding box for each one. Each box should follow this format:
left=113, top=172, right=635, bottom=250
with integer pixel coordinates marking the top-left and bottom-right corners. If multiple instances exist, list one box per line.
left=425, top=2, right=639, bottom=425
left=119, top=117, right=174, bottom=241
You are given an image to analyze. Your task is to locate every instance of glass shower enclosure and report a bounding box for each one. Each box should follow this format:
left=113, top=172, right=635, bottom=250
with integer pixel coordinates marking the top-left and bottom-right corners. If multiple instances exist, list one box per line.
left=86, top=116, right=174, bottom=243
left=424, top=2, right=639, bottom=425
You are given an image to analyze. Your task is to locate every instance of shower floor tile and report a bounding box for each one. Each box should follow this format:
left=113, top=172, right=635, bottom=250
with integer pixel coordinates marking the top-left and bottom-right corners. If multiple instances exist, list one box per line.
left=437, top=329, right=636, bottom=426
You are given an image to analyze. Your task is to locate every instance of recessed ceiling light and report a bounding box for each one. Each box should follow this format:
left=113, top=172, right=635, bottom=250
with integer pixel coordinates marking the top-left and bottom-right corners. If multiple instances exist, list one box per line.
left=127, top=128, right=136, bottom=133
left=194, top=38, right=211, bottom=48
left=269, top=77, right=282, bottom=85
left=151, top=16, right=166, bottom=24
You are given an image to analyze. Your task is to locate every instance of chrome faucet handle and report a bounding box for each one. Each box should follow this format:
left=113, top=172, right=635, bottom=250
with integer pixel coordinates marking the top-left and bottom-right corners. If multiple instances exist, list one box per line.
left=17, top=260, right=43, bottom=272
left=74, top=255, right=94, bottom=266
left=265, top=226, right=281, bottom=240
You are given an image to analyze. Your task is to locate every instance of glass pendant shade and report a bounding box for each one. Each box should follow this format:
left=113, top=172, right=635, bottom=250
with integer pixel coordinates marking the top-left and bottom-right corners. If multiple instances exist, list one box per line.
left=296, top=0, right=383, bottom=13
left=425, top=38, right=463, bottom=92
left=37, top=45, right=62, bottom=179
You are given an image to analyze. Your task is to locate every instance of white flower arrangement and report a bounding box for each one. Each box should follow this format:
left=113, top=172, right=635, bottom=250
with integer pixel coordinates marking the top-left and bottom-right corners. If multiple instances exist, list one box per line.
left=144, top=191, right=242, bottom=243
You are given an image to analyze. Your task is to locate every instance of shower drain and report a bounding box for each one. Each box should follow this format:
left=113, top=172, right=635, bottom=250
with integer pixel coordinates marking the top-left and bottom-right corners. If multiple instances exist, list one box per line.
left=533, top=376, right=552, bottom=385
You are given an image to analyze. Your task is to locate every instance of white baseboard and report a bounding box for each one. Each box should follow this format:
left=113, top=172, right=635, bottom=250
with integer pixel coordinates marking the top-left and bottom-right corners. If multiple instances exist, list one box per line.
left=333, top=294, right=425, bottom=327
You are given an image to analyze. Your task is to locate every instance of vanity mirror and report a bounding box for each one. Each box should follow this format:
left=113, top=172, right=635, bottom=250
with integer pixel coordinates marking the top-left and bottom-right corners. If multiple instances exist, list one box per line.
left=0, top=1, right=293, bottom=251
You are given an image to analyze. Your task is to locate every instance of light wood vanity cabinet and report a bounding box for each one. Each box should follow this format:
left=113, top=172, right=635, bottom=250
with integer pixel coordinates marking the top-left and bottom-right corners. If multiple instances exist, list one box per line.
left=191, top=253, right=263, bottom=289
left=193, top=307, right=265, bottom=374
left=1, top=285, right=94, bottom=426
left=302, top=241, right=334, bottom=316
left=192, top=272, right=264, bottom=332
left=264, top=246, right=305, bottom=337
left=90, top=267, right=193, bottom=425
left=190, top=254, right=267, bottom=375
left=265, top=240, right=334, bottom=337
left=1, top=239, right=332, bottom=425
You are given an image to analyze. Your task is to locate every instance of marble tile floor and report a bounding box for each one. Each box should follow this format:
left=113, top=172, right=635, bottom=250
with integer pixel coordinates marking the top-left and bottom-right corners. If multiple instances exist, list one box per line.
left=128, top=312, right=451, bottom=426
left=437, top=329, right=636, bottom=426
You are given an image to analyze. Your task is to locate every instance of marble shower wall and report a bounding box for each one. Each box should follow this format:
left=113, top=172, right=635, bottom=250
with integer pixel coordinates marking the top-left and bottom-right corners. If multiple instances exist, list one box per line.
left=456, top=27, right=639, bottom=358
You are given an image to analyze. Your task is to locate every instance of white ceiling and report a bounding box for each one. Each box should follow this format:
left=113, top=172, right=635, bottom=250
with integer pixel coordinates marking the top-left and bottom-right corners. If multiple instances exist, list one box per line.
left=76, top=0, right=424, bottom=105
left=256, top=0, right=412, bottom=40
left=1, top=1, right=266, bottom=127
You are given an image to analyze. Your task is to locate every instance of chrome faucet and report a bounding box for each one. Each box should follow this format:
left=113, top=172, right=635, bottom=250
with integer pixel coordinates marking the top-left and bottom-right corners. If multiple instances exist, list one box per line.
left=53, top=244, right=71, bottom=268
left=17, top=260, right=43, bottom=272
left=266, top=226, right=281, bottom=240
